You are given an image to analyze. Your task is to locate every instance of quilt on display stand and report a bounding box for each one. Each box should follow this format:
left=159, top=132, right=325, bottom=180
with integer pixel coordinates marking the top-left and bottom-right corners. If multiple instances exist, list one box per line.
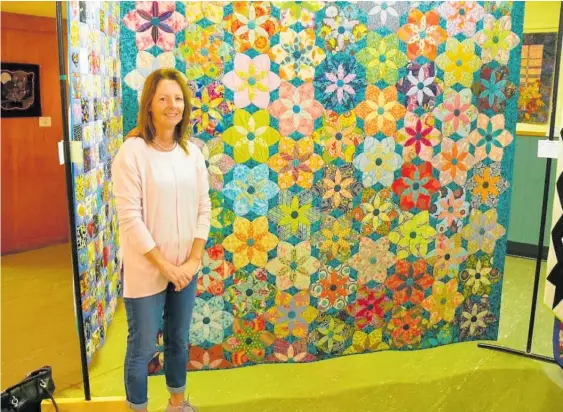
left=119, top=1, right=524, bottom=374
left=68, top=0, right=124, bottom=363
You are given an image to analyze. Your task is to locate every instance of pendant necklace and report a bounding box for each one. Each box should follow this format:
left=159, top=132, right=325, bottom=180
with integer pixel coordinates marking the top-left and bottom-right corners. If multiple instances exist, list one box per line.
left=152, top=139, right=177, bottom=152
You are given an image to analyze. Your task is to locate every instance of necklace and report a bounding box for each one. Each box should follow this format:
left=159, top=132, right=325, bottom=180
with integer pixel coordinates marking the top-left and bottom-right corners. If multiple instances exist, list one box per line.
left=152, top=139, right=177, bottom=152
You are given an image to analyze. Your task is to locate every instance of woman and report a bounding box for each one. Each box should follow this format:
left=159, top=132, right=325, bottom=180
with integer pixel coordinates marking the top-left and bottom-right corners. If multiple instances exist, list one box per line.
left=112, top=68, right=211, bottom=412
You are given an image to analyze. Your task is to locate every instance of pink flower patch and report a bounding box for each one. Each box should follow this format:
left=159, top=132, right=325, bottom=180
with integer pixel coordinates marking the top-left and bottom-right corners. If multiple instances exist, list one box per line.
left=269, top=82, right=324, bottom=136
left=223, top=53, right=281, bottom=109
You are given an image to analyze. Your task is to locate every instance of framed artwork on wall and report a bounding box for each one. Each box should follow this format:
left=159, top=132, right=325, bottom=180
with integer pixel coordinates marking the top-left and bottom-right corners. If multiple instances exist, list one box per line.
left=0, top=62, right=42, bottom=118
left=518, top=33, right=557, bottom=125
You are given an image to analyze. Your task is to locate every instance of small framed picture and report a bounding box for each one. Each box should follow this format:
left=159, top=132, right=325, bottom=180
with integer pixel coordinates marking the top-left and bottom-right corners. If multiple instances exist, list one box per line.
left=1, top=62, right=42, bottom=118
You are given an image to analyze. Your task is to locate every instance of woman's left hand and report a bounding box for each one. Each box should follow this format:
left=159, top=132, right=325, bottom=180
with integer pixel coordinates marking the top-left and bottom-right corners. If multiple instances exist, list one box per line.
left=178, top=258, right=201, bottom=289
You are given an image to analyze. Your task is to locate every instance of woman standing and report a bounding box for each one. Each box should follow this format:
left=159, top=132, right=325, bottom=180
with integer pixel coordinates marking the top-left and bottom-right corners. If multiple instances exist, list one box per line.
left=112, top=68, right=211, bottom=412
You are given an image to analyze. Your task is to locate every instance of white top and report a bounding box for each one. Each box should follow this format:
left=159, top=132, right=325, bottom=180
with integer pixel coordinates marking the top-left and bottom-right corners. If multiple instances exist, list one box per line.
left=111, top=137, right=211, bottom=298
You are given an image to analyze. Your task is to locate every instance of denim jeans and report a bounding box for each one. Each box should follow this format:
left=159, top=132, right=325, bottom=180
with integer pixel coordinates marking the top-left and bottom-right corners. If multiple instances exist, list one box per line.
left=124, top=277, right=198, bottom=410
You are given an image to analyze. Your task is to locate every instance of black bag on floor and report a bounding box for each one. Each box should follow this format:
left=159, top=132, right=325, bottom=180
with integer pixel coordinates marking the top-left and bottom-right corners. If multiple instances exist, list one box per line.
left=1, top=366, right=59, bottom=411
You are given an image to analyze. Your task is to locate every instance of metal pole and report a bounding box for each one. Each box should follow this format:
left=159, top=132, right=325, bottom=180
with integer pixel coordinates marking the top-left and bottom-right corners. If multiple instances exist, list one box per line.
left=55, top=1, right=91, bottom=401
left=527, top=3, right=563, bottom=354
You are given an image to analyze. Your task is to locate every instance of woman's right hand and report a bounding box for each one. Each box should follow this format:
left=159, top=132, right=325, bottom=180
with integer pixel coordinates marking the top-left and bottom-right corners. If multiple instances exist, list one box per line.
left=159, top=261, right=190, bottom=292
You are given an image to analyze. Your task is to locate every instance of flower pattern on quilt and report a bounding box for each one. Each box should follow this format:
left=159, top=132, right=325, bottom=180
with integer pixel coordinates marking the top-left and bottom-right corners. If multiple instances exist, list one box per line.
left=358, top=1, right=409, bottom=32
left=432, top=138, right=475, bottom=186
left=396, top=112, right=442, bottom=162
left=192, top=137, right=235, bottom=191
left=223, top=216, right=279, bottom=269
left=311, top=164, right=362, bottom=213
left=422, top=279, right=464, bottom=325
left=473, top=64, right=516, bottom=112
left=223, top=53, right=280, bottom=109
left=312, top=110, right=363, bottom=164
left=124, top=51, right=176, bottom=99
left=356, top=32, right=407, bottom=85
left=351, top=188, right=404, bottom=237
left=310, top=265, right=358, bottom=313
left=222, top=109, right=280, bottom=164
left=392, top=162, right=441, bottom=211
left=318, top=3, right=368, bottom=54
left=226, top=268, right=276, bottom=316
left=269, top=81, right=324, bottom=136
left=190, top=82, right=233, bottom=137
left=268, top=190, right=321, bottom=241
left=314, top=56, right=366, bottom=113
left=355, top=85, right=406, bottom=136
left=388, top=306, right=426, bottom=348
left=389, top=211, right=437, bottom=259
left=469, top=114, right=514, bottom=162
left=465, top=162, right=509, bottom=209
left=223, top=317, right=275, bottom=365
left=353, top=136, right=403, bottom=188
left=123, top=1, right=187, bottom=51
left=349, top=237, right=395, bottom=285
left=223, top=164, right=280, bottom=216
left=273, top=1, right=324, bottom=28
left=459, top=254, right=501, bottom=298
left=264, top=290, right=319, bottom=339
left=397, top=62, right=443, bottom=112
left=461, top=210, right=506, bottom=255
left=437, top=1, right=485, bottom=37
left=266, top=339, right=316, bottom=363
left=435, top=38, right=481, bottom=88
left=226, top=2, right=280, bottom=53
left=184, top=1, right=224, bottom=24
left=348, top=284, right=392, bottom=330
left=429, top=187, right=470, bottom=235
left=312, top=215, right=359, bottom=263
left=433, top=88, right=477, bottom=138
left=308, top=313, right=354, bottom=355
left=475, top=15, right=520, bottom=65
left=197, top=245, right=235, bottom=296
left=265, top=241, right=321, bottom=291
left=267, top=135, right=324, bottom=190
left=269, top=28, right=326, bottom=82
left=426, top=234, right=468, bottom=280
left=177, top=25, right=233, bottom=80
left=190, top=297, right=234, bottom=346
left=398, top=9, right=447, bottom=61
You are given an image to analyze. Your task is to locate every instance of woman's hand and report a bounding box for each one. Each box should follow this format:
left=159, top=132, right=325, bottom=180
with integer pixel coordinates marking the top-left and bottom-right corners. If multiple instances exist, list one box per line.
left=178, top=258, right=201, bottom=288
left=159, top=261, right=189, bottom=292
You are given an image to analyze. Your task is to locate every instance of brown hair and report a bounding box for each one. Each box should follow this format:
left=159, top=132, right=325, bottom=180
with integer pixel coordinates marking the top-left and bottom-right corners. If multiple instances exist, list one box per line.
left=134, top=68, right=191, bottom=154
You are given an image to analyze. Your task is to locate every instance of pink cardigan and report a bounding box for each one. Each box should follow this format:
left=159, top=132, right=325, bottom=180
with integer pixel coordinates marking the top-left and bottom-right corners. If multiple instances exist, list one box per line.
left=111, top=137, right=211, bottom=298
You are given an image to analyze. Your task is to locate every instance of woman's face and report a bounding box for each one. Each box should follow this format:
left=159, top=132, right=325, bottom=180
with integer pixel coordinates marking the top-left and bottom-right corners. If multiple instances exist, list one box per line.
left=150, top=79, right=185, bottom=131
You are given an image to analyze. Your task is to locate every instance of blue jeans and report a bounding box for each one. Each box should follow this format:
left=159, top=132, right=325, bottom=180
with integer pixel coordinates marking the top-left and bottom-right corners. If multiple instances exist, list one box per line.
left=124, top=277, right=198, bottom=410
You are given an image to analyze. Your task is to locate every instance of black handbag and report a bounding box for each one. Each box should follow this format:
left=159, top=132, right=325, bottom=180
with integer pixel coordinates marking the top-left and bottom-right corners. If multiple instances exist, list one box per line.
left=1, top=366, right=59, bottom=412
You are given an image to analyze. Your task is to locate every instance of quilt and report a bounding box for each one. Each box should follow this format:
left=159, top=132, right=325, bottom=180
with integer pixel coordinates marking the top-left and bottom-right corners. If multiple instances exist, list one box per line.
left=119, top=1, right=524, bottom=372
left=68, top=0, right=124, bottom=363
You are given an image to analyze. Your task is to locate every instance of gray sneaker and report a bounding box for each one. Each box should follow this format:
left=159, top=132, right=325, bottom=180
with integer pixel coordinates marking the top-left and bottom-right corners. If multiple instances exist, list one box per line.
left=165, top=399, right=197, bottom=412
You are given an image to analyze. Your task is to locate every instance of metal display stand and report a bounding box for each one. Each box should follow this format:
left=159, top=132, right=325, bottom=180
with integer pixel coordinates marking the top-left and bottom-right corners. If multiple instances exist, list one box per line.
left=477, top=5, right=563, bottom=365
left=55, top=1, right=92, bottom=400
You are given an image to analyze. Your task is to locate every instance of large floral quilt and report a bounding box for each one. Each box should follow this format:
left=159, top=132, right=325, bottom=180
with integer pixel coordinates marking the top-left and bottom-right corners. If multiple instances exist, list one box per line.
left=119, top=1, right=524, bottom=372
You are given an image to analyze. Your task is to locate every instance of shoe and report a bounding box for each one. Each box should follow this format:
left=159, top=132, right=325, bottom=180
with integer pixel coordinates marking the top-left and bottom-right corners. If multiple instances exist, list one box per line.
left=165, top=399, right=197, bottom=412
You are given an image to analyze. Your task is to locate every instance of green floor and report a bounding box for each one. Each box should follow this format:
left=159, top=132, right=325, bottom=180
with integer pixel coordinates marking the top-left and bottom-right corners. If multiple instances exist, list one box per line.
left=60, top=256, right=563, bottom=411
